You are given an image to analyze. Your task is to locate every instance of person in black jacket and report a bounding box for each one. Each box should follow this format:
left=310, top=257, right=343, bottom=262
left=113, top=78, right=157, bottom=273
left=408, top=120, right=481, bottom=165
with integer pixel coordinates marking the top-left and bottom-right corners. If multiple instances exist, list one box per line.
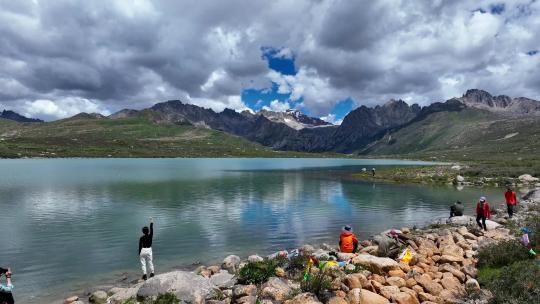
left=139, top=217, right=155, bottom=280
left=0, top=267, right=14, bottom=304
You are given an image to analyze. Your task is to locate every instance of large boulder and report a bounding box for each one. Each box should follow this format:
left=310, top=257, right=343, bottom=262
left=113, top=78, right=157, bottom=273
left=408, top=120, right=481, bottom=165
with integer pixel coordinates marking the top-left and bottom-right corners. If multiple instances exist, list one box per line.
left=136, top=271, right=216, bottom=303
left=351, top=254, right=399, bottom=274
left=222, top=255, right=241, bottom=273
left=447, top=216, right=475, bottom=226
left=484, top=220, right=501, bottom=230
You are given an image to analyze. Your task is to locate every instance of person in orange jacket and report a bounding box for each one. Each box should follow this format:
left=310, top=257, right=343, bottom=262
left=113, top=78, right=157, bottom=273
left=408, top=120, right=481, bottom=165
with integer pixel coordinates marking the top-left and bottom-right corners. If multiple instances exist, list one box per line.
left=339, top=225, right=359, bottom=253
left=504, top=187, right=518, bottom=218
left=476, top=197, right=491, bottom=231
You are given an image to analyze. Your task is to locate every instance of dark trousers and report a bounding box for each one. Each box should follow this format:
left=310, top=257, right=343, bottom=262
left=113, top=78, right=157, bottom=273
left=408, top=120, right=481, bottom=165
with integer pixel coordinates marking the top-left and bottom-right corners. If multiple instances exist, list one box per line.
left=0, top=291, right=14, bottom=304
left=507, top=204, right=514, bottom=218
left=476, top=215, right=487, bottom=231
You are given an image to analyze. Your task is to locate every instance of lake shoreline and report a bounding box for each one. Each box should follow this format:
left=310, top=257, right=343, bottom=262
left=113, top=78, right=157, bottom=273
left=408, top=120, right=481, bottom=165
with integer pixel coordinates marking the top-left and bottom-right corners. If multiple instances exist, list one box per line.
left=61, top=189, right=540, bottom=304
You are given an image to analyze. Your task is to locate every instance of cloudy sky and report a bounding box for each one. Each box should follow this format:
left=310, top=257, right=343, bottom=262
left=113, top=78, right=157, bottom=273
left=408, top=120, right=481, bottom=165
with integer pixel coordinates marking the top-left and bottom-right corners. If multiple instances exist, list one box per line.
left=1, top=0, right=539, bottom=122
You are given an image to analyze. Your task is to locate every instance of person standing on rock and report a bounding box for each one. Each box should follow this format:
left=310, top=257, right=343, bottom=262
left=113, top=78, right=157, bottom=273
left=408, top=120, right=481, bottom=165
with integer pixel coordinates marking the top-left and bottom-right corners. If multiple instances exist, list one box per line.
left=476, top=197, right=491, bottom=231
left=504, top=187, right=518, bottom=218
left=339, top=225, right=359, bottom=253
left=139, top=217, right=155, bottom=280
left=371, top=168, right=376, bottom=177
left=0, top=267, right=14, bottom=304
left=450, top=201, right=464, bottom=218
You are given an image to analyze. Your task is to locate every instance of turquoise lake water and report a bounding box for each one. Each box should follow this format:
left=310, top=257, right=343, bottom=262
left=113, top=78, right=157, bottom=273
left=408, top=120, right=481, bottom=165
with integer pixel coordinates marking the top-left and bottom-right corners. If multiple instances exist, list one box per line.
left=0, top=158, right=502, bottom=303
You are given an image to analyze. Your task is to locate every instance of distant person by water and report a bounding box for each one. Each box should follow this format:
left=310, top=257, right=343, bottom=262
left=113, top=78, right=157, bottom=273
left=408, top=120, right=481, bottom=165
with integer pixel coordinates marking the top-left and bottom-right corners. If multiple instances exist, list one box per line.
left=449, top=201, right=464, bottom=218
left=371, top=168, right=376, bottom=176
left=339, top=225, right=358, bottom=253
left=504, top=187, right=518, bottom=218
left=0, top=267, right=14, bottom=304
left=476, top=197, right=491, bottom=231
left=139, top=217, right=155, bottom=280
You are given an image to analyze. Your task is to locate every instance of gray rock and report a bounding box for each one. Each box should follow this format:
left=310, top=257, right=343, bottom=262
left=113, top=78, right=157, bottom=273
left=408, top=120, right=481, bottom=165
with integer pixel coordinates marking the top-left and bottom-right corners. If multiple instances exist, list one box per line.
left=136, top=271, right=216, bottom=303
left=108, top=283, right=144, bottom=304
left=465, top=278, right=480, bottom=292
left=300, top=244, right=315, bottom=254
left=248, top=255, right=264, bottom=263
left=237, top=295, right=257, bottom=304
left=210, top=270, right=237, bottom=289
left=89, top=290, right=108, bottom=303
left=522, top=188, right=540, bottom=201
left=312, top=249, right=330, bottom=261
left=261, top=277, right=292, bottom=302
left=222, top=255, right=241, bottom=273
left=233, top=284, right=258, bottom=298
left=447, top=215, right=475, bottom=226
left=485, top=220, right=501, bottom=230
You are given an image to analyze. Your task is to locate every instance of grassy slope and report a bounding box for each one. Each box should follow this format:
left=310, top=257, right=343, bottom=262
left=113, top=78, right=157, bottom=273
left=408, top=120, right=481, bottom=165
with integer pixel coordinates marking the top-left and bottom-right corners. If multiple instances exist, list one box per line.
left=0, top=116, right=340, bottom=158
left=361, top=108, right=540, bottom=176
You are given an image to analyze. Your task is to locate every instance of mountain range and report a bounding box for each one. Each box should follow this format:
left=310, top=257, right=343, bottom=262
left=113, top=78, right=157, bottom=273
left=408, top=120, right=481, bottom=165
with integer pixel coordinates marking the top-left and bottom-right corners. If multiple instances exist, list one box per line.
left=1, top=89, right=539, bottom=161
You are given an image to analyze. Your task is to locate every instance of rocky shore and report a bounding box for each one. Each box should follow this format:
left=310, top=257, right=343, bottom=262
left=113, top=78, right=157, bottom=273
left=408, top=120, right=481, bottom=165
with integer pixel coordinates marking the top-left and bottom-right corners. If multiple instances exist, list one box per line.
left=62, top=189, right=540, bottom=304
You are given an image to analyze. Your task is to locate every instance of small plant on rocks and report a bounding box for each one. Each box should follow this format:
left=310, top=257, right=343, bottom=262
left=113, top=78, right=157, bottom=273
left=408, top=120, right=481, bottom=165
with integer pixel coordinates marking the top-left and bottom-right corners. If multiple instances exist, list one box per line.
left=300, top=270, right=333, bottom=299
left=238, top=257, right=286, bottom=284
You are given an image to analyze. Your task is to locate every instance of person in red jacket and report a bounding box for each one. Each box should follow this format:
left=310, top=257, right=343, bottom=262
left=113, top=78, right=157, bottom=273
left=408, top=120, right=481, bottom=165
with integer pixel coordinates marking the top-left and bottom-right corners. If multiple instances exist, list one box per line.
left=476, top=197, right=491, bottom=231
left=504, top=187, right=518, bottom=218
left=339, top=225, right=359, bottom=253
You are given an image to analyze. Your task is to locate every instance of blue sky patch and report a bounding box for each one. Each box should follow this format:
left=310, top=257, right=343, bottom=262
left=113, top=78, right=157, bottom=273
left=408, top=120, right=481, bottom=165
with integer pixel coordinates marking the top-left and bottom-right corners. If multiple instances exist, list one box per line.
left=489, top=4, right=505, bottom=15
left=241, top=84, right=292, bottom=111
left=261, top=47, right=296, bottom=75
left=328, top=98, right=355, bottom=122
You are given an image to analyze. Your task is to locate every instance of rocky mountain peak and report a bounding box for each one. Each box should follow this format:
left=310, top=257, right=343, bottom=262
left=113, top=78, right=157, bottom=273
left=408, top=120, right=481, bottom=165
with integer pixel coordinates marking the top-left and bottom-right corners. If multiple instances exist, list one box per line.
left=257, top=109, right=331, bottom=130
left=460, top=89, right=539, bottom=114
left=0, top=110, right=43, bottom=123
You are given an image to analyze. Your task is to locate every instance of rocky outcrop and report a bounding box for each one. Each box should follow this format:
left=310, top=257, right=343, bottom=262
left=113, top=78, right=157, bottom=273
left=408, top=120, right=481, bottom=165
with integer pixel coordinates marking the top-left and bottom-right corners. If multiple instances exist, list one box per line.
left=459, top=89, right=540, bottom=116
left=136, top=271, right=216, bottom=302
left=89, top=199, right=540, bottom=304
left=0, top=110, right=43, bottom=123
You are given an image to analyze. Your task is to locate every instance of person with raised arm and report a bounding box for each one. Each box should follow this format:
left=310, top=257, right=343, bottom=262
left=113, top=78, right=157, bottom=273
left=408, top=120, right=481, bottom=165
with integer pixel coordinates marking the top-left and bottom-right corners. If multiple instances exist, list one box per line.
left=139, top=217, right=155, bottom=280
left=0, top=267, right=14, bottom=304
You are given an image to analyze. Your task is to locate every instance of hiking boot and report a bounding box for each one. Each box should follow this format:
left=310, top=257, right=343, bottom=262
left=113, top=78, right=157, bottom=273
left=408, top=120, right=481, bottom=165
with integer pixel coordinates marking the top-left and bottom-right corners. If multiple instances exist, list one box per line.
left=150, top=273, right=155, bottom=278
left=142, top=274, right=147, bottom=281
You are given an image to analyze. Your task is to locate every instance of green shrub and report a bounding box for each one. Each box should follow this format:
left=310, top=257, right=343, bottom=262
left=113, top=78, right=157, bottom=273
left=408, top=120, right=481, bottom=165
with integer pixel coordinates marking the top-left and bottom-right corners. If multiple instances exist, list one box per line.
left=300, top=270, right=333, bottom=299
left=477, top=240, right=530, bottom=268
left=238, top=257, right=286, bottom=284
left=480, top=261, right=540, bottom=304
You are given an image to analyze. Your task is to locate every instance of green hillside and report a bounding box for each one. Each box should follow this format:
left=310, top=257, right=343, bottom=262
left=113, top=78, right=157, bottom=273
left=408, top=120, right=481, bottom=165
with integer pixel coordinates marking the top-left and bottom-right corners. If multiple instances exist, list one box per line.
left=361, top=108, right=540, bottom=176
left=0, top=116, right=330, bottom=158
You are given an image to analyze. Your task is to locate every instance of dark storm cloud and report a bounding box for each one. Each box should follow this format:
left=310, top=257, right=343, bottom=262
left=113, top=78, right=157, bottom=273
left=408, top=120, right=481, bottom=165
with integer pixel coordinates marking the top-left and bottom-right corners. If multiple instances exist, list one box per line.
left=0, top=0, right=539, bottom=120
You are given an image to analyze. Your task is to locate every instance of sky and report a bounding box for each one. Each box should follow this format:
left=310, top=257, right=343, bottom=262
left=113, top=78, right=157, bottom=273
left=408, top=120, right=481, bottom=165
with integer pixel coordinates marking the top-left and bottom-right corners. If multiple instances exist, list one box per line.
left=0, top=0, right=539, bottom=123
